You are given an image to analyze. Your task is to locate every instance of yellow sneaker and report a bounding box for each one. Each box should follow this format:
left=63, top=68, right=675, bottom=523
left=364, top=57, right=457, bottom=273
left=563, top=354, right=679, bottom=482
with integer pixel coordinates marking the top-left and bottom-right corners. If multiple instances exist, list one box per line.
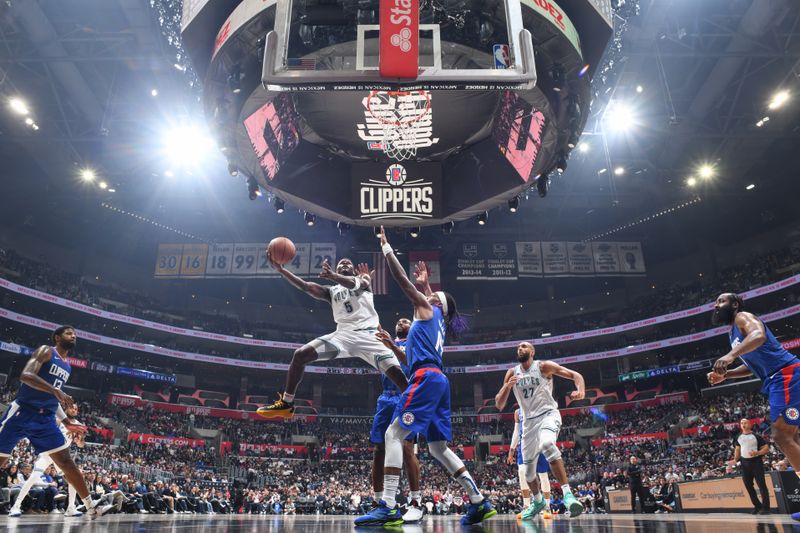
left=256, top=395, right=295, bottom=419
left=543, top=509, right=552, bottom=519
left=516, top=512, right=523, bottom=520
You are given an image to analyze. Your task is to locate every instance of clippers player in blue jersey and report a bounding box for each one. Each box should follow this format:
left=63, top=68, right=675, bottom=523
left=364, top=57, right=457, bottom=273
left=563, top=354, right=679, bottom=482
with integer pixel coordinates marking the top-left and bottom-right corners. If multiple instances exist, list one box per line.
left=0, top=326, right=101, bottom=518
left=356, top=228, right=495, bottom=526
left=371, top=317, right=423, bottom=522
left=707, top=293, right=800, bottom=519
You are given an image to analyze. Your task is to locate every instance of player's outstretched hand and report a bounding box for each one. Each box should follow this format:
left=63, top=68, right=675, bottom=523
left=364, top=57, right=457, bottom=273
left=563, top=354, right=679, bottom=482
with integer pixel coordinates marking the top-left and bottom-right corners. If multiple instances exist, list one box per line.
left=375, top=326, right=394, bottom=348
left=356, top=263, right=375, bottom=281
left=707, top=371, right=726, bottom=385
left=413, top=261, right=429, bottom=285
left=63, top=419, right=87, bottom=436
left=570, top=390, right=585, bottom=401
left=320, top=260, right=334, bottom=279
left=266, top=249, right=284, bottom=271
left=379, top=226, right=388, bottom=247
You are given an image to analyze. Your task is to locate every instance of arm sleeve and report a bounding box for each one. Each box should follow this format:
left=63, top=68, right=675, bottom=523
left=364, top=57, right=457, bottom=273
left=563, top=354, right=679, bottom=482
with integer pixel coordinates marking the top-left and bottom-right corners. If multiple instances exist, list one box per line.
left=510, top=419, right=520, bottom=448
left=56, top=405, right=67, bottom=423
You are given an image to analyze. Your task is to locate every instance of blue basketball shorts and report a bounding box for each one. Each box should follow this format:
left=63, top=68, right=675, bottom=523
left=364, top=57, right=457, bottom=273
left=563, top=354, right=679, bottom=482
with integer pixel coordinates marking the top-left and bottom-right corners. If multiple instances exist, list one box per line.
left=0, top=402, right=68, bottom=457
left=768, top=363, right=800, bottom=425
left=394, top=367, right=452, bottom=443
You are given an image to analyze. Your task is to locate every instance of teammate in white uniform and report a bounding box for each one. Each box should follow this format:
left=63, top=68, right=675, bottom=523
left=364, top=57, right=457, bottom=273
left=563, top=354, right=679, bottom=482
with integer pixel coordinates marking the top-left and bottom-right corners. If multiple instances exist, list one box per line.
left=258, top=257, right=407, bottom=418
left=9, top=404, right=85, bottom=517
left=509, top=408, right=552, bottom=519
left=495, top=341, right=586, bottom=519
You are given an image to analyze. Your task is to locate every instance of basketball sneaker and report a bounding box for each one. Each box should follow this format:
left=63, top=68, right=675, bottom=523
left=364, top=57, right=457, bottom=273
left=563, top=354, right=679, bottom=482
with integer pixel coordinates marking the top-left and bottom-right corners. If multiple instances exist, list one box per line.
left=64, top=507, right=84, bottom=517
left=403, top=500, right=423, bottom=522
left=86, top=498, right=103, bottom=520
left=563, top=492, right=584, bottom=517
left=520, top=498, right=547, bottom=520
left=460, top=499, right=497, bottom=525
left=542, top=508, right=553, bottom=519
left=256, top=394, right=294, bottom=419
left=354, top=500, right=403, bottom=526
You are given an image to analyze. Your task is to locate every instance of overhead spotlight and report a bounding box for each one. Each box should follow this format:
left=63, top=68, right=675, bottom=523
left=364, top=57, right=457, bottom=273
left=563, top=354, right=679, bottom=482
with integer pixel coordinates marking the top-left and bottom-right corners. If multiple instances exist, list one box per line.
left=80, top=169, right=95, bottom=182
left=247, top=177, right=259, bottom=200
left=337, top=222, right=350, bottom=235
left=409, top=227, right=420, bottom=238
left=614, top=166, right=625, bottom=176
left=442, top=221, right=454, bottom=234
left=508, top=196, right=520, bottom=213
left=636, top=85, right=643, bottom=93
left=163, top=125, right=215, bottom=168
left=556, top=153, right=568, bottom=174
left=151, top=89, right=158, bottom=97
left=537, top=174, right=550, bottom=197
left=578, top=142, right=590, bottom=153
left=477, top=211, right=488, bottom=225
left=605, top=101, right=636, bottom=132
left=227, top=162, right=239, bottom=176
left=99, top=181, right=108, bottom=190
left=31, top=123, right=39, bottom=131
left=567, top=131, right=580, bottom=149
left=228, top=65, right=242, bottom=94
left=550, top=64, right=564, bottom=91
left=768, top=90, right=790, bottom=110
left=746, top=184, right=755, bottom=190
left=8, top=97, right=29, bottom=115
left=304, top=212, right=316, bottom=226
left=686, top=177, right=697, bottom=187
left=274, top=198, right=285, bottom=214
left=698, top=164, right=714, bottom=179
left=24, top=117, right=33, bottom=126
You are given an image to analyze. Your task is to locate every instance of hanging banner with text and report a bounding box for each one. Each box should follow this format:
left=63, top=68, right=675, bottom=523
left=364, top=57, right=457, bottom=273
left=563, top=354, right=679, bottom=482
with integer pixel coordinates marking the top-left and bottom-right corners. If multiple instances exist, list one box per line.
left=154, top=242, right=336, bottom=279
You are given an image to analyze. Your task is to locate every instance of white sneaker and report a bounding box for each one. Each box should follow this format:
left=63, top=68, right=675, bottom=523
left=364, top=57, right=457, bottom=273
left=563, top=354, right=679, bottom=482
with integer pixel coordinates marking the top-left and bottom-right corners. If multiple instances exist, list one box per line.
left=51, top=508, right=63, bottom=514
left=139, top=509, right=149, bottom=514
left=65, top=508, right=83, bottom=517
left=8, top=508, right=22, bottom=517
left=86, top=499, right=103, bottom=520
left=403, top=504, right=424, bottom=523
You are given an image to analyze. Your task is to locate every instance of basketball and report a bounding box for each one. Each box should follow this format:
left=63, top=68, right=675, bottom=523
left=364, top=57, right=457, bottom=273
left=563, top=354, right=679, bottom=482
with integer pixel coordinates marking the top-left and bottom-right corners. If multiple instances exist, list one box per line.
left=268, top=237, right=296, bottom=266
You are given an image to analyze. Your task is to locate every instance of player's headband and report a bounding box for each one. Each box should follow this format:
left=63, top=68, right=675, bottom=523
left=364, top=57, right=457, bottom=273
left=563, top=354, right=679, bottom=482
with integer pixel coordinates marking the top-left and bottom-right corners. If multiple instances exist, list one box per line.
left=436, top=291, right=448, bottom=316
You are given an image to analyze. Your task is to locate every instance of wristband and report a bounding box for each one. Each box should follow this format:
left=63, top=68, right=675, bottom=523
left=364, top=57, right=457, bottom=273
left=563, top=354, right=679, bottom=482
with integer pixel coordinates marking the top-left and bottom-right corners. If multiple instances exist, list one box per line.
left=382, top=243, right=393, bottom=256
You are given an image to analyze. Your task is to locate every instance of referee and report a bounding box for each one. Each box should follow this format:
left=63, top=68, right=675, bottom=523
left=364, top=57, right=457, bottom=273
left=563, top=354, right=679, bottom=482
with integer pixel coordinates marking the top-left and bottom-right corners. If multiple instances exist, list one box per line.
left=732, top=418, right=770, bottom=514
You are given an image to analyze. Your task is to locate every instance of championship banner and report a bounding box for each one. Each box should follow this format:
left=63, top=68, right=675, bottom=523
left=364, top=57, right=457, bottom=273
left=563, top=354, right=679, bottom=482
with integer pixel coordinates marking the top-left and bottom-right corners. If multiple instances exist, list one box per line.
left=618, top=242, right=646, bottom=274
left=516, top=242, right=543, bottom=277
left=567, top=242, right=595, bottom=274
left=541, top=241, right=569, bottom=275
left=592, top=242, right=621, bottom=274
left=409, top=251, right=441, bottom=291
left=128, top=432, right=206, bottom=448
left=456, top=241, right=518, bottom=280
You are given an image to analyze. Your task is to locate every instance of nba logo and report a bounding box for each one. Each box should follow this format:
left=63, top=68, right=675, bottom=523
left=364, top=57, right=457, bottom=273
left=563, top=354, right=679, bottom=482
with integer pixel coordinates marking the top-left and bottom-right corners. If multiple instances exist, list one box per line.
left=493, top=44, right=510, bottom=69
left=385, top=164, right=407, bottom=186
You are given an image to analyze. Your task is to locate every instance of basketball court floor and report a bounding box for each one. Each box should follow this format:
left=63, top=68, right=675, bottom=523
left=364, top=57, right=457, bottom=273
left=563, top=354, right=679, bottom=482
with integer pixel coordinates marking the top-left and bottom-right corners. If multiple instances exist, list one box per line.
left=1, top=513, right=798, bottom=532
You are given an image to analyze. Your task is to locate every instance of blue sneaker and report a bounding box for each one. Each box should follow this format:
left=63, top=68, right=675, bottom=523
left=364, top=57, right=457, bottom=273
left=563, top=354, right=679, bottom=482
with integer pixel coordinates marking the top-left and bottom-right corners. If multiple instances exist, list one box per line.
left=792, top=511, right=800, bottom=521
left=461, top=499, right=497, bottom=525
left=354, top=500, right=404, bottom=526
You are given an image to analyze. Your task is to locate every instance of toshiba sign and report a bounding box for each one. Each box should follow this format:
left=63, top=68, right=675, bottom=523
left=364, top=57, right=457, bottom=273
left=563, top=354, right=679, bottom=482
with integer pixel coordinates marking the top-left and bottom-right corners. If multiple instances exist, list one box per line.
left=379, top=0, right=419, bottom=78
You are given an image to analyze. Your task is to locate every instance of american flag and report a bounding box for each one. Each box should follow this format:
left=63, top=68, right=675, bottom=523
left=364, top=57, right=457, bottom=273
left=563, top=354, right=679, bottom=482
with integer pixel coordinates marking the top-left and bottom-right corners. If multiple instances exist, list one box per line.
left=371, top=253, right=389, bottom=295
left=287, top=58, right=317, bottom=70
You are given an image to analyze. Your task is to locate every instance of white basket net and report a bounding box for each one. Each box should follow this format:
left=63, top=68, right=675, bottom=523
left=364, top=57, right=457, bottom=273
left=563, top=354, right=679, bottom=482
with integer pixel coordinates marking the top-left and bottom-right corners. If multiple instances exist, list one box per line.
left=367, top=91, right=431, bottom=161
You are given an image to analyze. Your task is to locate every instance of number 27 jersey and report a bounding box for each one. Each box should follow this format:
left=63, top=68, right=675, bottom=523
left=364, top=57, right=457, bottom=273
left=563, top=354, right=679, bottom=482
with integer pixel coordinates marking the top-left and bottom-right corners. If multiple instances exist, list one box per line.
left=512, top=360, right=558, bottom=419
left=328, top=284, right=379, bottom=331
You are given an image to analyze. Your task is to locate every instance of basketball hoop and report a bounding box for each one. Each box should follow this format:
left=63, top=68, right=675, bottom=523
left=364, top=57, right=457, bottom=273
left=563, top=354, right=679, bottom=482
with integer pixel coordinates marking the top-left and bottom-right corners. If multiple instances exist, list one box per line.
left=366, top=90, right=432, bottom=161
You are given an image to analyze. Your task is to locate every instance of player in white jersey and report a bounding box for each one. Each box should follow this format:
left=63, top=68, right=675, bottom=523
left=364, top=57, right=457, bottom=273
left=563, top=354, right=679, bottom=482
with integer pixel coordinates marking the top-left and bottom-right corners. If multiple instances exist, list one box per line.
left=258, top=257, right=407, bottom=418
left=495, top=341, right=586, bottom=519
left=9, top=404, right=85, bottom=517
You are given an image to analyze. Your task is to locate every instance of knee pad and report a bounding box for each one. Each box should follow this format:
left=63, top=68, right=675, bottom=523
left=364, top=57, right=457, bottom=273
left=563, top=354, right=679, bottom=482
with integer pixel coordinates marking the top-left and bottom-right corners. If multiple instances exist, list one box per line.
left=538, top=472, right=551, bottom=494
left=428, top=441, right=464, bottom=475
left=517, top=464, right=529, bottom=491
left=540, top=438, right=562, bottom=463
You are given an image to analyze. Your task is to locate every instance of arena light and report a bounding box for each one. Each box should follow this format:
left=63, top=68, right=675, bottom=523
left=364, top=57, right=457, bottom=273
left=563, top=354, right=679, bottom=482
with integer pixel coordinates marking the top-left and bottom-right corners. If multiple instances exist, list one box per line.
left=768, top=90, right=790, bottom=110
left=247, top=177, right=259, bottom=200
left=614, top=166, right=625, bottom=176
left=477, top=211, right=488, bottom=225
left=442, top=221, right=454, bottom=234
left=636, top=85, right=644, bottom=93
left=537, top=174, right=550, bottom=197
left=274, top=198, right=285, bottom=214
left=508, top=196, right=520, bottom=213
left=604, top=101, right=637, bottom=132
left=409, top=227, right=420, bottom=238
left=746, top=184, right=755, bottom=190
left=578, top=64, right=590, bottom=77
left=25, top=117, right=34, bottom=125
left=80, top=169, right=96, bottom=182
left=227, top=162, right=239, bottom=176
left=151, top=89, right=158, bottom=97
left=556, top=153, right=568, bottom=174
left=686, top=176, right=697, bottom=187
left=8, top=97, right=29, bottom=115
left=374, top=226, right=382, bottom=238
left=577, top=142, right=590, bottom=153
left=99, top=181, right=108, bottom=190
left=163, top=125, right=215, bottom=168
left=304, top=212, right=316, bottom=226
left=698, top=164, right=714, bottom=180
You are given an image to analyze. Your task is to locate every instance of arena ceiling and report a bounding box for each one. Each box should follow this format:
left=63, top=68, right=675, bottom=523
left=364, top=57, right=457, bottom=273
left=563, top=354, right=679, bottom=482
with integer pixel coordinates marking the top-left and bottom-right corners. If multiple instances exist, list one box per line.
left=0, top=0, right=799, bottom=267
